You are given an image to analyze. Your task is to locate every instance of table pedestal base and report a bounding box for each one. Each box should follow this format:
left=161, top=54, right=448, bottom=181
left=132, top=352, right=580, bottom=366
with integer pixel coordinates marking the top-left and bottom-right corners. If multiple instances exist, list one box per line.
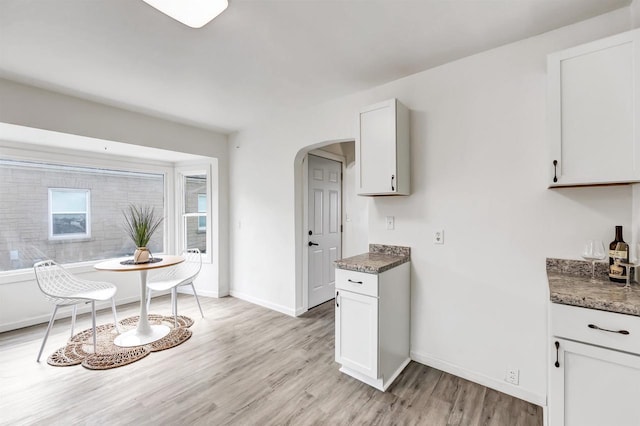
left=114, top=325, right=170, bottom=347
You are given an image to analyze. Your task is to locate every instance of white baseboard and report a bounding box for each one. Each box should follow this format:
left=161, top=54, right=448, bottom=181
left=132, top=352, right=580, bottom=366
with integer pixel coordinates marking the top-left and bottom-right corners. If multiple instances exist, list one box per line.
left=0, top=295, right=140, bottom=333
left=176, top=287, right=220, bottom=298
left=294, top=307, right=308, bottom=316
left=340, top=357, right=411, bottom=391
left=410, top=350, right=546, bottom=407
left=229, top=290, right=296, bottom=317
left=2, top=290, right=223, bottom=333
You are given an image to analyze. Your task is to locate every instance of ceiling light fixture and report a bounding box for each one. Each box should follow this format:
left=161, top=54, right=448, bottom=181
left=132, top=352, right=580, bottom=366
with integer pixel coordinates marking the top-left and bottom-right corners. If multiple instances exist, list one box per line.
left=142, top=0, right=228, bottom=29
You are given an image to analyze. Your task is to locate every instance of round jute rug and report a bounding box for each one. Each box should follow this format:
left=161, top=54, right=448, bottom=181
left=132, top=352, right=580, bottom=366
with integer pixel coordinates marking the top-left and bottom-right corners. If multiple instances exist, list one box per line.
left=47, top=314, right=193, bottom=370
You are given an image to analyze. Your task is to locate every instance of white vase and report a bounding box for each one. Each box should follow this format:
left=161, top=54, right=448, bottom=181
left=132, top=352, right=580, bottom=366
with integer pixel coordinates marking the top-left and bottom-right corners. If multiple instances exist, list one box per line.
left=133, top=247, right=150, bottom=263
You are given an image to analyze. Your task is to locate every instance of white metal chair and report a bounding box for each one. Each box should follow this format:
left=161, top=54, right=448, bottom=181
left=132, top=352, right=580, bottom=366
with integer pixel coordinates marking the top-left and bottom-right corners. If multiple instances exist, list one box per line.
left=146, top=248, right=204, bottom=326
left=33, top=260, right=119, bottom=362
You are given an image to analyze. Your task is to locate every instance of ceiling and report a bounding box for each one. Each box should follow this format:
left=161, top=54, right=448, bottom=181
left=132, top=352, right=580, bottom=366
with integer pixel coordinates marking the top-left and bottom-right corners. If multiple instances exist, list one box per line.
left=0, top=0, right=632, bottom=134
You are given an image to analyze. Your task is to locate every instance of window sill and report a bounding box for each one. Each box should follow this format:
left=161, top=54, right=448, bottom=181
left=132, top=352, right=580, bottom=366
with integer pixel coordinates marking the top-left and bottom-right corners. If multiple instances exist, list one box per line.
left=0, top=254, right=168, bottom=285
left=48, top=237, right=93, bottom=243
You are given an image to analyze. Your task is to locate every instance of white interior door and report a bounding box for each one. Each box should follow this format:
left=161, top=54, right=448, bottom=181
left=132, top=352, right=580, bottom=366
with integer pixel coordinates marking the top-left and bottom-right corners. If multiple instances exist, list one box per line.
left=308, top=154, right=342, bottom=308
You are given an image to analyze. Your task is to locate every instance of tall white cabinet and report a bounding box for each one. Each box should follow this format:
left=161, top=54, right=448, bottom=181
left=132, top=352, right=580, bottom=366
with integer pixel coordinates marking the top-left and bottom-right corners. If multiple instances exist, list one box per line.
left=356, top=98, right=410, bottom=196
left=335, top=262, right=410, bottom=391
left=549, top=303, right=640, bottom=426
left=547, top=28, right=640, bottom=187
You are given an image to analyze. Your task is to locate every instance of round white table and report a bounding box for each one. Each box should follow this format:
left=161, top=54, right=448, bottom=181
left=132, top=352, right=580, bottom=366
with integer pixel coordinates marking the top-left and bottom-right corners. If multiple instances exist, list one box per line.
left=94, top=255, right=185, bottom=347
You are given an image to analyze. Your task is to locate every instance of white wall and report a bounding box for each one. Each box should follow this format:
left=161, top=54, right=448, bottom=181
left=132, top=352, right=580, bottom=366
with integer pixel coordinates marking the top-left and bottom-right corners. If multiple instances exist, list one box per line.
left=0, top=79, right=230, bottom=331
left=229, top=7, right=635, bottom=404
left=342, top=160, right=369, bottom=258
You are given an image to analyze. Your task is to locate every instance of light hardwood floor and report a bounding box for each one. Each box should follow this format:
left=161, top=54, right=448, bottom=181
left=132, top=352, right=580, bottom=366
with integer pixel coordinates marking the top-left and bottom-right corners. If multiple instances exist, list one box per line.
left=0, top=295, right=542, bottom=425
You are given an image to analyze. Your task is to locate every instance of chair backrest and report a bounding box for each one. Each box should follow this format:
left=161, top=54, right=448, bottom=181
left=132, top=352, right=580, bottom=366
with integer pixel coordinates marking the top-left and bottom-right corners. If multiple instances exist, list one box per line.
left=33, top=260, right=83, bottom=304
left=148, top=248, right=202, bottom=284
left=181, top=248, right=203, bottom=280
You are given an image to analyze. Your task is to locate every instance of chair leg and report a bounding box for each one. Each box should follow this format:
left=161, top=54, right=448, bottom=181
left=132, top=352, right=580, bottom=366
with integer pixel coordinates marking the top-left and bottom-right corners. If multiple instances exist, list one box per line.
left=37, top=306, right=59, bottom=362
left=172, top=287, right=178, bottom=328
left=91, top=301, right=97, bottom=354
left=111, top=298, right=119, bottom=332
left=70, top=305, right=77, bottom=338
left=190, top=283, right=204, bottom=318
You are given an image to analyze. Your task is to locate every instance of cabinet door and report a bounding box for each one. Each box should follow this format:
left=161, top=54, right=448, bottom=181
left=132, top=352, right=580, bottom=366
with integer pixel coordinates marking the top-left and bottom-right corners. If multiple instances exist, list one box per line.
left=335, top=289, right=379, bottom=378
left=549, top=338, right=640, bottom=426
left=357, top=99, right=397, bottom=195
left=548, top=29, right=640, bottom=186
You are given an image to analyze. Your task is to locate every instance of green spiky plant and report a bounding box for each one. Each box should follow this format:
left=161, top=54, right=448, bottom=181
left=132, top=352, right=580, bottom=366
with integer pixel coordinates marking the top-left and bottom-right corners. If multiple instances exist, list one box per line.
left=122, top=204, right=164, bottom=248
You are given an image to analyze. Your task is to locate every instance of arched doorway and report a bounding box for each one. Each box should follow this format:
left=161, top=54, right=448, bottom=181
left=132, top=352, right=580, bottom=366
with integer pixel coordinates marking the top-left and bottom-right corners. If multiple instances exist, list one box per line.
left=293, top=139, right=368, bottom=314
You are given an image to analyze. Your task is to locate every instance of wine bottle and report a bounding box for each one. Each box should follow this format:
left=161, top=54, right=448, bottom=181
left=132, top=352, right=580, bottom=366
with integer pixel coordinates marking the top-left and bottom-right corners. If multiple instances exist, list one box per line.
left=609, top=225, right=629, bottom=283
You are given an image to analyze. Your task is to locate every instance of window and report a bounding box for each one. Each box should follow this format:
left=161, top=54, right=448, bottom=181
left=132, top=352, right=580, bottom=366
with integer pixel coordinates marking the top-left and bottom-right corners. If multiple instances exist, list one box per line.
left=197, top=193, right=207, bottom=231
left=0, top=159, right=165, bottom=271
left=180, top=173, right=208, bottom=255
left=49, top=188, right=91, bottom=239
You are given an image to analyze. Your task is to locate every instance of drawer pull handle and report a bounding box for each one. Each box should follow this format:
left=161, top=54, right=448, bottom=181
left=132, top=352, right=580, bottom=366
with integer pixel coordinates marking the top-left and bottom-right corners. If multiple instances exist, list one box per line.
left=554, top=341, right=560, bottom=368
left=552, top=160, right=558, bottom=183
left=348, top=279, right=363, bottom=284
left=588, top=324, right=630, bottom=335
left=336, top=291, right=339, bottom=308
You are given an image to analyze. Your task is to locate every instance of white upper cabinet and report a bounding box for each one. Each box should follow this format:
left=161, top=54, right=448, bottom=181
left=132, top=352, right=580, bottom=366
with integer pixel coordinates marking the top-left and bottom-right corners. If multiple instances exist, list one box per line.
left=548, top=29, right=640, bottom=187
left=356, top=98, right=410, bottom=195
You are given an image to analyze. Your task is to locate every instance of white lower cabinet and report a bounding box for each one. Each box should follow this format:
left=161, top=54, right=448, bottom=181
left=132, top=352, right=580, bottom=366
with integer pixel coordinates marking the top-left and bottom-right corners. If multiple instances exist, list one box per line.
left=335, top=262, right=410, bottom=391
left=335, top=288, right=379, bottom=378
left=549, top=303, right=640, bottom=426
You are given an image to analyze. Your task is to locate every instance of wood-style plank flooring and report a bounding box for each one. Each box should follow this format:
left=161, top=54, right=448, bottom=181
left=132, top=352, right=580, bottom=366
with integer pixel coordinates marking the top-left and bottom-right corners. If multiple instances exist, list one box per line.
left=0, top=295, right=542, bottom=425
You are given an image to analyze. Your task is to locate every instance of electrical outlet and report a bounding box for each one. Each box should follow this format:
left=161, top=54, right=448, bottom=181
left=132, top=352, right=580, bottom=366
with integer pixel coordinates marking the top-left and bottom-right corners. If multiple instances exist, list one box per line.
left=434, top=230, right=444, bottom=244
left=505, top=368, right=519, bottom=385
left=386, top=216, right=395, bottom=230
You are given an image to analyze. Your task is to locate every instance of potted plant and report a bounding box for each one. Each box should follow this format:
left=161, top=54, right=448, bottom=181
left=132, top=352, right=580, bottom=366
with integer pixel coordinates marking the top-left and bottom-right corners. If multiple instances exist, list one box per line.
left=122, top=204, right=164, bottom=263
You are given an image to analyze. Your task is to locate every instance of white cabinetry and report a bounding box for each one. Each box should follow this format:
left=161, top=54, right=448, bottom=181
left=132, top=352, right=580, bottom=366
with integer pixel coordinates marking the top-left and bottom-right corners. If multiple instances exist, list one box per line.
left=335, top=262, right=410, bottom=391
left=356, top=98, right=410, bottom=196
left=549, top=303, right=640, bottom=426
left=548, top=29, right=640, bottom=187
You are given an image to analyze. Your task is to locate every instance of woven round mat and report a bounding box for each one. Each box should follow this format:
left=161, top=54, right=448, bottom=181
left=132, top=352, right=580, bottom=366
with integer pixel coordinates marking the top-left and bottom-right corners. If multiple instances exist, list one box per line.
left=47, top=314, right=193, bottom=370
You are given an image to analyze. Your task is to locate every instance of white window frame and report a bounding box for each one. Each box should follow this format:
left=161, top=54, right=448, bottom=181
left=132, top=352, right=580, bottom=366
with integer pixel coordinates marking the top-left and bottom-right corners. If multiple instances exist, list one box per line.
left=175, top=163, right=213, bottom=264
left=48, top=188, right=91, bottom=240
left=0, top=139, right=175, bottom=278
left=197, top=193, right=207, bottom=232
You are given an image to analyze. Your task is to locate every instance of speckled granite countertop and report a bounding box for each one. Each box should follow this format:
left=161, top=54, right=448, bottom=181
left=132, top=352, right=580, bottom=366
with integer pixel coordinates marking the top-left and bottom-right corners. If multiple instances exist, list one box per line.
left=335, top=244, right=410, bottom=274
left=547, top=258, right=640, bottom=317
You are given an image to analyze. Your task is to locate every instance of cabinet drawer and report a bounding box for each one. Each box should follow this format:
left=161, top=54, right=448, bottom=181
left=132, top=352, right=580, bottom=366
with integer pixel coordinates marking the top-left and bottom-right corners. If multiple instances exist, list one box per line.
left=335, top=268, right=378, bottom=297
left=551, top=303, right=640, bottom=356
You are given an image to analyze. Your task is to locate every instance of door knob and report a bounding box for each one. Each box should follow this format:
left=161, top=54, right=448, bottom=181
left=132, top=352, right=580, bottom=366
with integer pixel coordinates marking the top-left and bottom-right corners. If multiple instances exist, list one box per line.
left=308, top=241, right=319, bottom=246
